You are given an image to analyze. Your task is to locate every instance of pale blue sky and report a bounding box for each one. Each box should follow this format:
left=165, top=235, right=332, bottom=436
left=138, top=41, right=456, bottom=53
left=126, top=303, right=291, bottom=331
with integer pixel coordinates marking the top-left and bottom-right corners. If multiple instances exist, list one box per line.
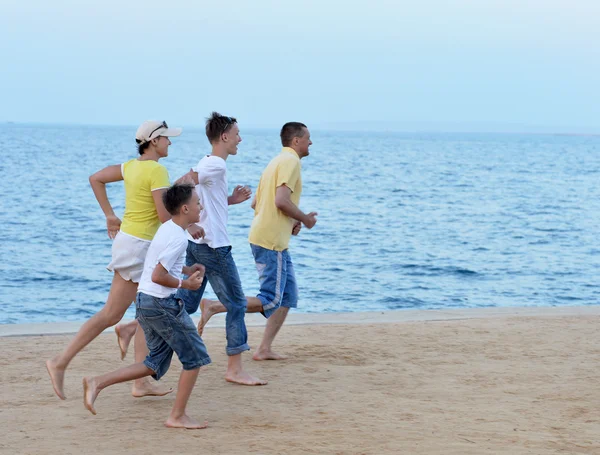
left=1, top=0, right=598, bottom=132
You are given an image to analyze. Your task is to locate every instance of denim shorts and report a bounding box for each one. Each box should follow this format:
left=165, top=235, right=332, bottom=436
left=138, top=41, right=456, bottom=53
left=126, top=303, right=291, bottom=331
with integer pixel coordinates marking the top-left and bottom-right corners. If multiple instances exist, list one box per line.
left=250, top=244, right=298, bottom=319
left=136, top=292, right=211, bottom=380
left=176, top=242, right=250, bottom=357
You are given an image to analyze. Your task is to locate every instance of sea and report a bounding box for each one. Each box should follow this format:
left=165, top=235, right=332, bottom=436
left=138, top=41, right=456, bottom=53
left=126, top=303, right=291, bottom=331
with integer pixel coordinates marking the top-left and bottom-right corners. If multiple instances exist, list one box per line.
left=1, top=123, right=599, bottom=324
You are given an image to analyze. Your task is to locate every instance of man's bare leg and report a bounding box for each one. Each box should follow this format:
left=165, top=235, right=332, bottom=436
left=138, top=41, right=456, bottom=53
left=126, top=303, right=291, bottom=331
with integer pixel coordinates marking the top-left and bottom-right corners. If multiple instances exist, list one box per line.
left=164, top=368, right=208, bottom=429
left=83, top=363, right=153, bottom=415
left=46, top=273, right=138, bottom=399
left=114, top=320, right=138, bottom=360
left=224, top=353, right=267, bottom=386
left=198, top=296, right=262, bottom=335
left=253, top=306, right=290, bottom=361
left=131, top=327, right=173, bottom=397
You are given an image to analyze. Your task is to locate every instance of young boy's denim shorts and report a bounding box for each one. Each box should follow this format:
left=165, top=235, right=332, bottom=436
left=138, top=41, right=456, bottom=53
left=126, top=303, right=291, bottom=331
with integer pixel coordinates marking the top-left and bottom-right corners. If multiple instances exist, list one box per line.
left=250, top=244, right=298, bottom=319
left=136, top=292, right=211, bottom=380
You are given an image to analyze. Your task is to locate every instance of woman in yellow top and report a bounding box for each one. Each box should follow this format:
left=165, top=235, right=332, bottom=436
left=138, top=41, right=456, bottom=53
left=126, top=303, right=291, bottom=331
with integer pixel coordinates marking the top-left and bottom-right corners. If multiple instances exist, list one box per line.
left=46, top=120, right=182, bottom=400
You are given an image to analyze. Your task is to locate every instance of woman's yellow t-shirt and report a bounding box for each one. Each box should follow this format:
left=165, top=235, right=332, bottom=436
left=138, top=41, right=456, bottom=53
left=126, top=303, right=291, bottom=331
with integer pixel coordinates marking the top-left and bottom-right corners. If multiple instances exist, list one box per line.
left=120, top=159, right=170, bottom=241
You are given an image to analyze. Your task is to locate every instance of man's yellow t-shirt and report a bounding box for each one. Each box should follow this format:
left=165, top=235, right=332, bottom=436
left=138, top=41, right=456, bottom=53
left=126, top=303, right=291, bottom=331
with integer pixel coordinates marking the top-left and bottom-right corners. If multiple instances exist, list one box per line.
left=249, top=147, right=302, bottom=251
left=120, top=159, right=170, bottom=241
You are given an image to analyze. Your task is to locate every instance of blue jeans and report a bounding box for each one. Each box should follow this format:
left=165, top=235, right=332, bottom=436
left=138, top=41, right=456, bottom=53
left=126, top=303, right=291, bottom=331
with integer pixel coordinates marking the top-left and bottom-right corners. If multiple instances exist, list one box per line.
left=136, top=292, right=211, bottom=380
left=176, top=242, right=250, bottom=356
left=250, top=244, right=298, bottom=319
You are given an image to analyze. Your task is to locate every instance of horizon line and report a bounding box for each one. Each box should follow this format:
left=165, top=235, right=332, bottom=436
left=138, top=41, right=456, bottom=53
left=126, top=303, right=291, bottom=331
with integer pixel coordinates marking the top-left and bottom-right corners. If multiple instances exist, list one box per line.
left=1, top=120, right=599, bottom=137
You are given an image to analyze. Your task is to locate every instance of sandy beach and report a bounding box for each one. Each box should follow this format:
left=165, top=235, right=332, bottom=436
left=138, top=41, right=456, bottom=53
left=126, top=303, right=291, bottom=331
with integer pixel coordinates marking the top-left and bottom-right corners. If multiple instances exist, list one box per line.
left=1, top=307, right=600, bottom=454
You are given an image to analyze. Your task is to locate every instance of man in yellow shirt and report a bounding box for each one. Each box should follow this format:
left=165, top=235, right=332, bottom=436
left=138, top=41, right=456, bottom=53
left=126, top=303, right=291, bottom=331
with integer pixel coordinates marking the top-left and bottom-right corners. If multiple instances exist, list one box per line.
left=248, top=122, right=318, bottom=360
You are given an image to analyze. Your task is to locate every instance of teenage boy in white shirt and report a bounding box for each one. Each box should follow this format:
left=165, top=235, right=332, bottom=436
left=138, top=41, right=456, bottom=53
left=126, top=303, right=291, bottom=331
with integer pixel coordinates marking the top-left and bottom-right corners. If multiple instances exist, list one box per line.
left=176, top=112, right=266, bottom=386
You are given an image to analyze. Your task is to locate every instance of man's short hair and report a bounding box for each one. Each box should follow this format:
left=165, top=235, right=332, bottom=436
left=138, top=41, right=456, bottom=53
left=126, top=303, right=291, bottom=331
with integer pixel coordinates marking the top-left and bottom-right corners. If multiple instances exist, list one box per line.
left=280, top=122, right=307, bottom=147
left=206, top=111, right=237, bottom=144
left=162, top=183, right=194, bottom=216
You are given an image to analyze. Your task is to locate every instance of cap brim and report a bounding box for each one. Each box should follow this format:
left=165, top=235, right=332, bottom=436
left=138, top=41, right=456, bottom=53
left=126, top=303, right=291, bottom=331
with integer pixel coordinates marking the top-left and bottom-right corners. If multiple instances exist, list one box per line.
left=161, top=127, right=182, bottom=137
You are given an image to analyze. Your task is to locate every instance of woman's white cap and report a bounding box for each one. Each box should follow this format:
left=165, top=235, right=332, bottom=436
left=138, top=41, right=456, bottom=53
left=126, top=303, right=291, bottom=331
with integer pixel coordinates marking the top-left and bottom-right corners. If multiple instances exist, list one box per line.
left=136, top=120, right=182, bottom=144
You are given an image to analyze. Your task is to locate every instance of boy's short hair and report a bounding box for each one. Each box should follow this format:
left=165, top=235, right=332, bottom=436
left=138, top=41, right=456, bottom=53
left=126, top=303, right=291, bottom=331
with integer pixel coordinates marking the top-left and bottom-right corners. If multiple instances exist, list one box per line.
left=280, top=122, right=307, bottom=147
left=162, top=183, right=195, bottom=216
left=206, top=111, right=237, bottom=144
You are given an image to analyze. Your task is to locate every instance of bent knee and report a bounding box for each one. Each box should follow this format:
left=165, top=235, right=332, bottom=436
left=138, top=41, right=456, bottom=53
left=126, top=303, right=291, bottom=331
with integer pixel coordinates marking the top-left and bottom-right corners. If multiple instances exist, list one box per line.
left=100, top=309, right=127, bottom=327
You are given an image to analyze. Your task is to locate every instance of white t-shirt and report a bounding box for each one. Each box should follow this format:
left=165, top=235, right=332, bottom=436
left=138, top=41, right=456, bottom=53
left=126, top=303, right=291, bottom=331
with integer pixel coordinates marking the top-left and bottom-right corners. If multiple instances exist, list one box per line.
left=138, top=220, right=188, bottom=298
left=188, top=155, right=230, bottom=249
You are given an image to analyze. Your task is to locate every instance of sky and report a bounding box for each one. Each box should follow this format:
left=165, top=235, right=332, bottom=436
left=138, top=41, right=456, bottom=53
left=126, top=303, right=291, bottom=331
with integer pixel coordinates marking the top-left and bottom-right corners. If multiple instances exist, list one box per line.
left=1, top=0, right=599, bottom=132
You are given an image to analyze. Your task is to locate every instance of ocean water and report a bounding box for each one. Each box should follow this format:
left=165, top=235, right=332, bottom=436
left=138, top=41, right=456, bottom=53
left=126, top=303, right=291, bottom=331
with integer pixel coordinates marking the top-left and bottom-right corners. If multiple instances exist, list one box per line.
left=1, top=124, right=599, bottom=324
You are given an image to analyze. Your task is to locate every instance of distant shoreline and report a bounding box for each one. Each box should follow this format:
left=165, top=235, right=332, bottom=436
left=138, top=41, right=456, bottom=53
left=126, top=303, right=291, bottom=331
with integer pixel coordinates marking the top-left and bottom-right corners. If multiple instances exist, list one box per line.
left=2, top=121, right=599, bottom=136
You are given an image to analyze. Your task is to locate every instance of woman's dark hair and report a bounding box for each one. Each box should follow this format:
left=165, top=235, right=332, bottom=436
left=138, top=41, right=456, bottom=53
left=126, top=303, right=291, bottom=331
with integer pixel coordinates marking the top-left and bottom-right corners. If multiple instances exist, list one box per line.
left=205, top=111, right=237, bottom=144
left=162, top=183, right=195, bottom=215
left=136, top=139, right=151, bottom=155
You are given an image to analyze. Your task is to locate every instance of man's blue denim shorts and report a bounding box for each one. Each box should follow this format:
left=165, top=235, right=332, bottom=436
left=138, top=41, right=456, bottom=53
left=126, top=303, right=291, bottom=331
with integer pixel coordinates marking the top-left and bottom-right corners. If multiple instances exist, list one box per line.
left=250, top=244, right=298, bottom=319
left=136, top=292, right=211, bottom=380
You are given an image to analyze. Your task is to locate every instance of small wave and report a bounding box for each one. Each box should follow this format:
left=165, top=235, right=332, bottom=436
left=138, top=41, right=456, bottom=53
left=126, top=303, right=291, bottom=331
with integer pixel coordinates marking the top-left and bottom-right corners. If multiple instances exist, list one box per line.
left=381, top=296, right=426, bottom=309
left=395, top=263, right=479, bottom=277
left=30, top=275, right=96, bottom=284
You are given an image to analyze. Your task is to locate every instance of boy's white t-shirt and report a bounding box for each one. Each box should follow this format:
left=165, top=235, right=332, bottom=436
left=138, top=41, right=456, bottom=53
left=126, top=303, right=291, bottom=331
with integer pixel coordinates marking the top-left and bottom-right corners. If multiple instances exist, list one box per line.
left=138, top=220, right=188, bottom=298
left=188, top=155, right=230, bottom=249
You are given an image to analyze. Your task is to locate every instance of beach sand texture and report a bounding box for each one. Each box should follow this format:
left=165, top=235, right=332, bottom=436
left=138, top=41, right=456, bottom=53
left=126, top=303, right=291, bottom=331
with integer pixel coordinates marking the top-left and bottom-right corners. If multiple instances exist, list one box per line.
left=1, top=310, right=599, bottom=454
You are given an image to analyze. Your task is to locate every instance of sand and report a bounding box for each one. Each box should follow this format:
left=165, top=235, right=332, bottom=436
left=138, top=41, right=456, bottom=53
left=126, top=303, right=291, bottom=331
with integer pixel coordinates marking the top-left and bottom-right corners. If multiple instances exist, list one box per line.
left=1, top=308, right=599, bottom=454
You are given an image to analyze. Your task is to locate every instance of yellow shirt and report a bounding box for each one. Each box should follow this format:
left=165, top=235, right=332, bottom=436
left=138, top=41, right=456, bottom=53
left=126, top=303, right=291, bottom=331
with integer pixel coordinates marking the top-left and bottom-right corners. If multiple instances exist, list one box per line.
left=249, top=147, right=302, bottom=251
left=120, top=159, right=170, bottom=241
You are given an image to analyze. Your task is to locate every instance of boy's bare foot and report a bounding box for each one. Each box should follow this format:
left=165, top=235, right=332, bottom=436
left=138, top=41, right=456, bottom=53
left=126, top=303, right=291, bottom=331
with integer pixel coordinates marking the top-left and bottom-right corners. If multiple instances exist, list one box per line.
left=225, top=370, right=268, bottom=386
left=45, top=359, right=66, bottom=400
left=131, top=379, right=173, bottom=398
left=252, top=350, right=288, bottom=361
left=115, top=324, right=135, bottom=360
left=82, top=377, right=99, bottom=415
left=197, top=299, right=217, bottom=335
left=164, top=414, right=208, bottom=429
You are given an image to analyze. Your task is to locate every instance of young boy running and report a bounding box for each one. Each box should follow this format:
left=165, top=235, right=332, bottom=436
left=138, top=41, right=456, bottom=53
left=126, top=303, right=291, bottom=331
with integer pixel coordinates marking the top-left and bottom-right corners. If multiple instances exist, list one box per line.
left=82, top=183, right=210, bottom=429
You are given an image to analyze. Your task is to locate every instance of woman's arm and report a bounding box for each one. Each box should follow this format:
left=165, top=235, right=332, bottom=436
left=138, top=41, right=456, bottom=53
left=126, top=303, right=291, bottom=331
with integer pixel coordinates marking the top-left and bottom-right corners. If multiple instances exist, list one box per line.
left=89, top=165, right=123, bottom=239
left=151, top=188, right=171, bottom=224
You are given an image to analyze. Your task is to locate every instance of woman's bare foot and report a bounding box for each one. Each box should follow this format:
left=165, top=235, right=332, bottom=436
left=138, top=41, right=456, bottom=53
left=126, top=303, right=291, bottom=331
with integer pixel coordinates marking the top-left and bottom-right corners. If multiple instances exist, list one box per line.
left=82, top=377, right=99, bottom=415
left=131, top=378, right=173, bottom=398
left=252, top=350, right=288, bottom=361
left=45, top=359, right=66, bottom=400
left=114, top=323, right=135, bottom=360
left=197, top=299, right=218, bottom=335
left=224, top=370, right=268, bottom=386
left=164, top=414, right=208, bottom=429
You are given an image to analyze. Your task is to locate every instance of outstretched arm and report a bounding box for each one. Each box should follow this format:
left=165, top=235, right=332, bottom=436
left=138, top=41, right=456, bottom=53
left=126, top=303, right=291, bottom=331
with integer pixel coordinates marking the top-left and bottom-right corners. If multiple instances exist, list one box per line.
left=89, top=165, right=123, bottom=239
left=175, top=169, right=199, bottom=185
left=228, top=185, right=252, bottom=205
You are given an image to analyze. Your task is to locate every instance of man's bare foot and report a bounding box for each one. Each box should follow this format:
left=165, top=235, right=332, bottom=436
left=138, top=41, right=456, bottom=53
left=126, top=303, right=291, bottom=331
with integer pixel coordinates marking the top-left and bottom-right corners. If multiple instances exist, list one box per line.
left=252, top=350, right=288, bottom=361
left=225, top=370, right=268, bottom=386
left=115, top=324, right=135, bottom=360
left=197, top=299, right=218, bottom=335
left=45, top=359, right=66, bottom=400
left=82, top=377, right=99, bottom=415
left=164, top=414, right=208, bottom=429
left=131, top=379, right=173, bottom=398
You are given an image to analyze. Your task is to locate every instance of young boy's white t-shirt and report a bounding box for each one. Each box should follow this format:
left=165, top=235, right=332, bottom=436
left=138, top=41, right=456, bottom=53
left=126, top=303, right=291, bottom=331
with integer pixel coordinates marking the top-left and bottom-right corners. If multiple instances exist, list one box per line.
left=138, top=220, right=188, bottom=298
left=188, top=155, right=230, bottom=249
